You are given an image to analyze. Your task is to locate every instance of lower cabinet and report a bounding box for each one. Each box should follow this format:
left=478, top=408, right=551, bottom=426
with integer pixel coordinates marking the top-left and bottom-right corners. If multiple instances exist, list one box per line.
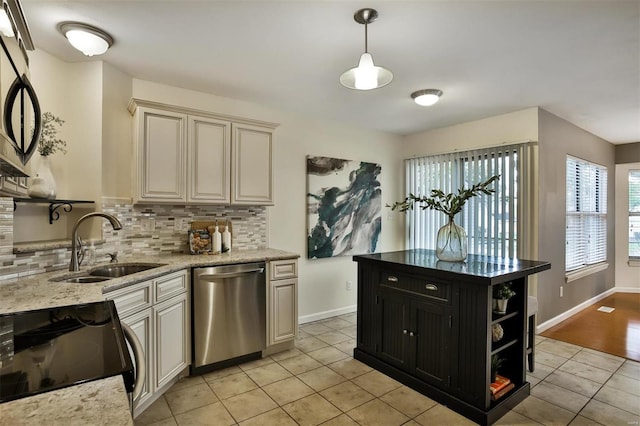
left=154, top=292, right=189, bottom=389
left=376, top=274, right=452, bottom=389
left=106, top=269, right=190, bottom=416
left=266, top=259, right=298, bottom=351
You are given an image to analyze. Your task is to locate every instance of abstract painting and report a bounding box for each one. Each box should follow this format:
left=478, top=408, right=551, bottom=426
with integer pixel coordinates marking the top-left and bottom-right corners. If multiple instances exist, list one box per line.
left=307, top=156, right=381, bottom=259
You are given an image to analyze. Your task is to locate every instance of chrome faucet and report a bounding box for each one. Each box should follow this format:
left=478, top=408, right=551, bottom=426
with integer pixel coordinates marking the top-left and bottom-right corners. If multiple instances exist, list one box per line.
left=69, top=212, right=123, bottom=272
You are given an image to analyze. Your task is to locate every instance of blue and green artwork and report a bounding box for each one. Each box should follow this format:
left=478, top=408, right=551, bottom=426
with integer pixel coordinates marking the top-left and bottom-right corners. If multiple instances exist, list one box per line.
left=307, top=156, right=381, bottom=259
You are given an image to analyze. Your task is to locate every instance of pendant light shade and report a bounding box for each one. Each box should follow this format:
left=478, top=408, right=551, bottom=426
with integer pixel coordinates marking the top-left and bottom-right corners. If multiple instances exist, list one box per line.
left=411, top=89, right=443, bottom=106
left=340, top=8, right=393, bottom=91
left=58, top=22, right=113, bottom=56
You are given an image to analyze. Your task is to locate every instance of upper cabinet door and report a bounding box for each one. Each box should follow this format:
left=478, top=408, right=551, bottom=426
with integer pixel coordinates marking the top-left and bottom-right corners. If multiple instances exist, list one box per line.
left=188, top=116, right=231, bottom=204
left=135, top=108, right=187, bottom=203
left=231, top=123, right=274, bottom=205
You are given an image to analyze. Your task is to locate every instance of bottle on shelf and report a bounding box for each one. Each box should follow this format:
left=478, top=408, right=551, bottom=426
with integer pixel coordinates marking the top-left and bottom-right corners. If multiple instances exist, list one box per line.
left=212, top=220, right=222, bottom=253
left=222, top=220, right=232, bottom=253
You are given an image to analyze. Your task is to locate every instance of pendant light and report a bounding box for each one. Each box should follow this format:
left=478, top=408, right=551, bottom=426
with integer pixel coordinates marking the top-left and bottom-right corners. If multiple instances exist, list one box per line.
left=411, top=89, right=443, bottom=106
left=58, top=22, right=113, bottom=56
left=340, top=8, right=393, bottom=91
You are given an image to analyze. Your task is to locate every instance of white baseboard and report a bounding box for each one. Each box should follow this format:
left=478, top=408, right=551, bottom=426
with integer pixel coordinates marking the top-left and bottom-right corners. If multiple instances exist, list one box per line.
left=299, top=305, right=357, bottom=324
left=536, top=287, right=637, bottom=334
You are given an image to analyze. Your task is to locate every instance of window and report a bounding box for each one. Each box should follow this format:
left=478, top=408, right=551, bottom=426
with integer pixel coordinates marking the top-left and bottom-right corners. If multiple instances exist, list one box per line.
left=565, top=156, right=607, bottom=272
left=630, top=170, right=640, bottom=260
left=405, top=143, right=531, bottom=258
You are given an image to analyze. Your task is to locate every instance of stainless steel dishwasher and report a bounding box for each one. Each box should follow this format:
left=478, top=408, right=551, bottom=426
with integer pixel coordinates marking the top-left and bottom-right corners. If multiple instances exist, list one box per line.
left=191, top=262, right=266, bottom=374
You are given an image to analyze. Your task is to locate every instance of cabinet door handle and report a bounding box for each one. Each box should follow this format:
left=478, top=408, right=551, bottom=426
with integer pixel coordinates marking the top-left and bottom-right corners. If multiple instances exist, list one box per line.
left=425, top=283, right=438, bottom=291
left=387, top=276, right=398, bottom=282
left=403, top=329, right=408, bottom=334
left=409, top=331, right=415, bottom=337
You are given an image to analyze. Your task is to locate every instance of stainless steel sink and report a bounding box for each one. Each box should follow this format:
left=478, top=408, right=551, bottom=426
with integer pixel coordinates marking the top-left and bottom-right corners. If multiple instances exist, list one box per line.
left=88, top=263, right=165, bottom=278
left=65, top=276, right=112, bottom=284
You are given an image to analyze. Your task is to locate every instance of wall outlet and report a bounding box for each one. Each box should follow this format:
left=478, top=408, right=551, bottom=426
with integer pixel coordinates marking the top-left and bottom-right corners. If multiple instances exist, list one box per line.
left=346, top=281, right=353, bottom=291
left=141, top=218, right=155, bottom=232
left=174, top=218, right=185, bottom=232
left=560, top=286, right=564, bottom=297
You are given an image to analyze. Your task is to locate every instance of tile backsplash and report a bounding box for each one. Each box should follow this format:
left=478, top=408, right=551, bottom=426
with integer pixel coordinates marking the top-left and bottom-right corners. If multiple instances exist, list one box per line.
left=0, top=197, right=268, bottom=281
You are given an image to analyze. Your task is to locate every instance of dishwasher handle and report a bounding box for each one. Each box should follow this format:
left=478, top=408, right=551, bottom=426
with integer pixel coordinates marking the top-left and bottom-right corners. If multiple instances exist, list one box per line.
left=197, top=268, right=264, bottom=280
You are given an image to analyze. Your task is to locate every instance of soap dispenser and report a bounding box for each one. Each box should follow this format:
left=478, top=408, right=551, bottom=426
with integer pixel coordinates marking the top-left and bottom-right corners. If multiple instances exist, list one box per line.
left=212, top=220, right=222, bottom=254
left=222, top=220, right=231, bottom=253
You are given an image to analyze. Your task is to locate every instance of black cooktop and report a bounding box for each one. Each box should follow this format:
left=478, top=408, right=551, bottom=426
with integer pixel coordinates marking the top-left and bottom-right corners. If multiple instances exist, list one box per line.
left=0, top=300, right=134, bottom=403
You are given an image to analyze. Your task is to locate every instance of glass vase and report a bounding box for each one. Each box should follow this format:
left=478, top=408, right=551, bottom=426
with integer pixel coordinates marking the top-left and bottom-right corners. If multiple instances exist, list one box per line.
left=435, top=219, right=467, bottom=261
left=27, top=155, right=56, bottom=200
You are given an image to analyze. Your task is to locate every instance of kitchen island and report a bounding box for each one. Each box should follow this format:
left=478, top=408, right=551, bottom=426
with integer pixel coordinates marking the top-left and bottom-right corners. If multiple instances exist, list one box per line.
left=353, top=249, right=550, bottom=426
left=0, top=248, right=299, bottom=424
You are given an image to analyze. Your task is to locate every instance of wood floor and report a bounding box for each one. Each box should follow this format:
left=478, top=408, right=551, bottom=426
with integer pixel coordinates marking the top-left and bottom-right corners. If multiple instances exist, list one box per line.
left=541, top=292, right=640, bottom=362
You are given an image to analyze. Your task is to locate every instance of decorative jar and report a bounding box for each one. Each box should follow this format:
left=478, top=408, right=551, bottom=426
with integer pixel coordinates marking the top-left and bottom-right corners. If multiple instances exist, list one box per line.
left=435, top=219, right=467, bottom=262
left=27, top=155, right=56, bottom=199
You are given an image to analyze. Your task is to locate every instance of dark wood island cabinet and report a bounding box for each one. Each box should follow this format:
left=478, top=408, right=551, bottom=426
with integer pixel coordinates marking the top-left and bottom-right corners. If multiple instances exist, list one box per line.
left=353, top=249, right=550, bottom=425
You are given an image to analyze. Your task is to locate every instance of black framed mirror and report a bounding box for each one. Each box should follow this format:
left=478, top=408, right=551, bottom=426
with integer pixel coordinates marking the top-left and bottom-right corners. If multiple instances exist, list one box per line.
left=3, top=72, right=41, bottom=165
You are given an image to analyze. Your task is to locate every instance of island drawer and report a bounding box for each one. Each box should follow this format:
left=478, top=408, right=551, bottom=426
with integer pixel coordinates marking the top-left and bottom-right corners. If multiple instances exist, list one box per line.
left=378, top=270, right=451, bottom=303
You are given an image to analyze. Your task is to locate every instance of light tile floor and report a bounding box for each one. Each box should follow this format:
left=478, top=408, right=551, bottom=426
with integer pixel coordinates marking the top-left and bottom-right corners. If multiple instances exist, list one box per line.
left=135, top=312, right=640, bottom=425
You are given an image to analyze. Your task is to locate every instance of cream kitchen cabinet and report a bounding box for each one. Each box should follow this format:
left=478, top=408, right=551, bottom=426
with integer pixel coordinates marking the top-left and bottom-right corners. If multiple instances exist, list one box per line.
left=0, top=176, right=28, bottom=196
left=105, top=269, right=190, bottom=417
left=129, top=99, right=277, bottom=205
left=266, top=259, right=298, bottom=350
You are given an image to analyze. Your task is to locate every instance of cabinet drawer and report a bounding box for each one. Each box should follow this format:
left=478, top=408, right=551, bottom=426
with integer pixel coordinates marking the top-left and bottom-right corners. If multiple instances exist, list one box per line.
left=106, top=281, right=152, bottom=317
left=270, top=259, right=297, bottom=280
left=155, top=270, right=188, bottom=303
left=379, top=271, right=451, bottom=303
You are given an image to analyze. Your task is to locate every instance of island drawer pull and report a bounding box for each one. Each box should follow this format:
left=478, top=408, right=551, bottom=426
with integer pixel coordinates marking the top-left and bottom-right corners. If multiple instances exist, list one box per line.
left=387, top=276, right=398, bottom=282
left=425, top=283, right=438, bottom=291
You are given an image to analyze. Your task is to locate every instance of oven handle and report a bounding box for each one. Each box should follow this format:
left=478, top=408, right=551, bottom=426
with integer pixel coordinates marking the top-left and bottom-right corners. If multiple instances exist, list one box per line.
left=121, top=323, right=146, bottom=405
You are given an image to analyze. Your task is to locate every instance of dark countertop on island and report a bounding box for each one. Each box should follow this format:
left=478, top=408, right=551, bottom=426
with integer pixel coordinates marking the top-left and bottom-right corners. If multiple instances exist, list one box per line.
left=353, top=249, right=550, bottom=284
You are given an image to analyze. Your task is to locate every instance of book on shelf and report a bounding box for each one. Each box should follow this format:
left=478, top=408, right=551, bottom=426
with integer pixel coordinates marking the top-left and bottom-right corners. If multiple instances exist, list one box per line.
left=491, top=382, right=515, bottom=401
left=489, top=374, right=511, bottom=394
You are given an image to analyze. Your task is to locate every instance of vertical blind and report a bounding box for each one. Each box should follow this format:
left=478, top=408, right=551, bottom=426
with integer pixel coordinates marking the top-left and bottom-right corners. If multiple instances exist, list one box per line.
left=629, top=170, right=640, bottom=260
left=565, top=156, right=608, bottom=272
left=405, top=143, right=530, bottom=258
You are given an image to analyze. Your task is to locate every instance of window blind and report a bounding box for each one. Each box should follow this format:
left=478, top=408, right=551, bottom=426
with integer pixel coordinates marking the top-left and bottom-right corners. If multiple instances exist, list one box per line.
left=405, top=143, right=529, bottom=258
left=629, top=170, right=640, bottom=260
left=565, top=156, right=608, bottom=272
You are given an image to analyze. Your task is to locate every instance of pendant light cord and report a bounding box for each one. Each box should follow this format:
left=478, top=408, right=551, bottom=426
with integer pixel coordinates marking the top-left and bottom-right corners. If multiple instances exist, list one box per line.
left=364, top=21, right=368, bottom=53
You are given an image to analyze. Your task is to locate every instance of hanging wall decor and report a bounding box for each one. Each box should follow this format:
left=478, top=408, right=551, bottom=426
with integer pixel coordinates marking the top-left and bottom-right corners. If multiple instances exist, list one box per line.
left=306, top=155, right=381, bottom=259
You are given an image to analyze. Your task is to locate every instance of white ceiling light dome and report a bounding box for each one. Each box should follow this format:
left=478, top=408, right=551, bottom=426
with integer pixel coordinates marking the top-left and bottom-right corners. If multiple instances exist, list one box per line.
left=411, top=89, right=443, bottom=106
left=58, top=22, right=113, bottom=56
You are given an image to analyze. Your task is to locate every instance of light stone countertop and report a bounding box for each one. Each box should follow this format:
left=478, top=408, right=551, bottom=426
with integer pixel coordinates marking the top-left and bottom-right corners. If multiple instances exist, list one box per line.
left=0, top=247, right=299, bottom=424
left=0, top=248, right=300, bottom=314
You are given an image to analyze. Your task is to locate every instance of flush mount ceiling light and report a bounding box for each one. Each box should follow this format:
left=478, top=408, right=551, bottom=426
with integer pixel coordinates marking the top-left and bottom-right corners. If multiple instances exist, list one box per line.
left=58, top=22, right=113, bottom=56
left=411, top=89, right=443, bottom=106
left=340, top=8, right=393, bottom=91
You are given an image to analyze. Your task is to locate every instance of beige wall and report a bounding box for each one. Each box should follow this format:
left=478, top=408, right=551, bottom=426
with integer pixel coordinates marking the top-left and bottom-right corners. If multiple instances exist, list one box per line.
left=537, top=109, right=616, bottom=323
left=615, top=162, right=640, bottom=289
left=402, top=108, right=539, bottom=158
left=14, top=50, right=103, bottom=243
left=132, top=80, right=405, bottom=321
left=101, top=63, right=133, bottom=200
left=615, top=142, right=640, bottom=164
